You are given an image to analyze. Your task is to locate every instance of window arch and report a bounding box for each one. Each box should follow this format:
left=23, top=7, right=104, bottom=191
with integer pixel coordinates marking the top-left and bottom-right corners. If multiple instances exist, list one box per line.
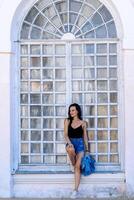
left=19, top=0, right=120, bottom=172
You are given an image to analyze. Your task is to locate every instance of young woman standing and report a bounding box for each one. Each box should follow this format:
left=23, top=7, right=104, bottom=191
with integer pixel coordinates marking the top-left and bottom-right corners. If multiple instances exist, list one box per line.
left=64, top=103, right=89, bottom=198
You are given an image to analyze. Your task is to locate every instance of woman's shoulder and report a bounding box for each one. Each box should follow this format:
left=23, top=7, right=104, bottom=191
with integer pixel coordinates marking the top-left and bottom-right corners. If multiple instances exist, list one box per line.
left=81, top=120, right=87, bottom=128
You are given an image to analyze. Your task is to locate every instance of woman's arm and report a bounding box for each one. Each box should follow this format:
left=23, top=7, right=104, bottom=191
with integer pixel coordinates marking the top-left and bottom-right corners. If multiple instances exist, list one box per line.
left=64, top=118, right=72, bottom=145
left=82, top=121, right=89, bottom=152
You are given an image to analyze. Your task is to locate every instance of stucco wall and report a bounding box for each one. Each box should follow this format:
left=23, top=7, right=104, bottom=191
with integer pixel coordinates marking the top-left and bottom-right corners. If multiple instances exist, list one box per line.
left=0, top=0, right=134, bottom=197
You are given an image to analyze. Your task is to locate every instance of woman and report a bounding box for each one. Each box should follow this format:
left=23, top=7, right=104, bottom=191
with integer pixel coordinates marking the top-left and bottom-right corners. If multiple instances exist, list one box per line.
left=64, top=103, right=89, bottom=198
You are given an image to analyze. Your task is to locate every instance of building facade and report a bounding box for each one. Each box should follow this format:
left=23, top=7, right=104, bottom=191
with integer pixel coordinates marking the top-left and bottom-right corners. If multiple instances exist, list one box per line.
left=0, top=0, right=134, bottom=198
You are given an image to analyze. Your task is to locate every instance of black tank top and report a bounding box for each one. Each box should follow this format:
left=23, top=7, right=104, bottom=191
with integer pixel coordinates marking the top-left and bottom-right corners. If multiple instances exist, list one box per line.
left=68, top=123, right=83, bottom=138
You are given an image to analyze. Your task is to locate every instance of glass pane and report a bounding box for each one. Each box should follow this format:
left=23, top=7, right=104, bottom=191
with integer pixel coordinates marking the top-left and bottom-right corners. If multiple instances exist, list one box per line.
left=20, top=57, right=28, bottom=68
left=85, top=31, right=95, bottom=38
left=25, top=7, right=38, bottom=23
left=97, top=93, right=108, bottom=103
left=85, top=44, right=94, bottom=54
left=21, top=45, right=28, bottom=55
left=21, top=94, right=28, bottom=104
left=31, top=156, right=41, bottom=163
left=84, top=106, right=95, bottom=115
left=56, top=155, right=67, bottom=164
left=70, top=0, right=82, bottom=12
left=110, top=105, right=117, bottom=115
left=110, top=117, right=118, bottom=128
left=84, top=68, right=95, bottom=79
left=52, top=16, right=61, bottom=28
left=30, top=106, right=41, bottom=116
left=56, top=131, right=64, bottom=141
left=97, top=68, right=107, bottom=78
left=97, top=81, right=107, bottom=90
left=30, top=45, right=40, bottom=55
left=55, top=57, right=65, bottom=67
left=21, top=130, right=29, bottom=141
left=43, top=69, right=53, bottom=79
left=21, top=23, right=30, bottom=39
left=72, top=69, right=83, bottom=79
left=87, top=118, right=94, bottom=128
left=21, top=70, right=28, bottom=80
left=21, top=143, right=29, bottom=153
left=34, top=14, right=47, bottom=27
left=43, top=5, right=56, bottom=18
left=31, top=27, right=41, bottom=39
left=43, top=106, right=54, bottom=116
left=43, top=119, right=54, bottom=128
left=31, top=57, right=41, bottom=67
left=109, top=80, right=117, bottom=90
left=96, top=25, right=107, bottom=38
left=98, top=143, right=108, bottom=153
left=110, top=130, right=118, bottom=140
left=84, top=93, right=95, bottom=104
left=98, top=5, right=112, bottom=22
left=98, top=155, right=108, bottom=162
left=72, top=93, right=82, bottom=104
left=56, top=1, right=67, bottom=12
left=56, top=144, right=66, bottom=153
left=91, top=13, right=103, bottom=27
left=97, top=44, right=107, bottom=53
left=90, top=143, right=96, bottom=153
left=55, top=94, right=66, bottom=104
left=84, top=56, right=94, bottom=66
left=42, top=94, right=53, bottom=104
left=43, top=131, right=53, bottom=141
left=88, top=130, right=95, bottom=140
left=55, top=81, right=66, bottom=92
left=109, top=44, right=117, bottom=53
left=84, top=81, right=95, bottom=91
left=21, top=156, right=29, bottom=164
left=43, top=81, right=53, bottom=91
left=72, top=44, right=82, bottom=54
left=97, top=118, right=108, bottom=128
left=72, top=56, right=82, bottom=66
left=55, top=69, right=66, bottom=79
left=96, top=56, right=107, bottom=65
left=30, top=94, right=41, bottom=104
left=56, top=106, right=66, bottom=116
left=56, top=118, right=64, bottom=129
left=97, top=131, right=108, bottom=140
left=110, top=155, right=119, bottom=163
left=109, top=55, right=117, bottom=65
left=60, top=13, right=67, bottom=24
left=55, top=45, right=65, bottom=55
left=31, top=143, right=41, bottom=153
left=110, top=93, right=117, bottom=103
left=109, top=68, right=117, bottom=78
left=43, top=155, right=54, bottom=164
left=21, top=118, right=28, bottom=129
left=30, top=69, right=40, bottom=79
left=81, top=22, right=92, bottom=33
left=30, top=82, right=41, bottom=92
left=81, top=5, right=94, bottom=18
left=43, top=143, right=53, bottom=153
left=107, top=21, right=117, bottom=38
left=31, top=131, right=41, bottom=141
left=72, top=81, right=82, bottom=91
left=43, top=45, right=53, bottom=55
left=97, top=105, right=108, bottom=115
left=30, top=118, right=41, bottom=129
left=85, top=0, right=101, bottom=9
left=110, top=142, right=118, bottom=153
left=21, top=106, right=28, bottom=117
left=43, top=57, right=53, bottom=67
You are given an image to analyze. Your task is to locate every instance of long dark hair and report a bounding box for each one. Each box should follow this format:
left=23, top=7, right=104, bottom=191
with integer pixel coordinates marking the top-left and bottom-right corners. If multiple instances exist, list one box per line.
left=68, top=103, right=82, bottom=124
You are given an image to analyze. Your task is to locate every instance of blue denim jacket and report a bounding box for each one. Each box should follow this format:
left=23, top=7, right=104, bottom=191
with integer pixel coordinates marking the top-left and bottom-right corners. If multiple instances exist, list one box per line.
left=81, top=154, right=95, bottom=176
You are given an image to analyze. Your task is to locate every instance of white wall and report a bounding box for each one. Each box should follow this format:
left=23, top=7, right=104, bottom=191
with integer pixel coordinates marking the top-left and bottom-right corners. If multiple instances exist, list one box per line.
left=0, top=0, right=134, bottom=197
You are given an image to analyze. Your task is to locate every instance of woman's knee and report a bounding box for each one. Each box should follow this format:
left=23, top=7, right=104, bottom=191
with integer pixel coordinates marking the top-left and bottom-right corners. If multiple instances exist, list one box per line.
left=66, top=146, right=75, bottom=154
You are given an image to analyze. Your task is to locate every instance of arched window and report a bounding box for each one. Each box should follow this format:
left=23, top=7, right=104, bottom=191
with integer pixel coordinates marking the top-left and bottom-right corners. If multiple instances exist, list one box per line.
left=20, top=0, right=119, bottom=172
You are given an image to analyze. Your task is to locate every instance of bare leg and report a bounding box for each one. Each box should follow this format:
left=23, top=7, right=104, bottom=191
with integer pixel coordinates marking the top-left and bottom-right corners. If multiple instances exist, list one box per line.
left=66, top=145, right=76, bottom=166
left=74, top=152, right=84, bottom=191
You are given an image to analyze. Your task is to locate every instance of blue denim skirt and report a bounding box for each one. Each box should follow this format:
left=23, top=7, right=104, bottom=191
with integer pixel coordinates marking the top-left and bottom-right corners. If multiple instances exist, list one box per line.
left=70, top=138, right=84, bottom=154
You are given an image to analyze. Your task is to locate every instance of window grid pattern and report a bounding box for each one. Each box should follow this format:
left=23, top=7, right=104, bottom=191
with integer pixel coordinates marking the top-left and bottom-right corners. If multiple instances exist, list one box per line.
left=20, top=0, right=117, bottom=40
left=20, top=41, right=119, bottom=167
